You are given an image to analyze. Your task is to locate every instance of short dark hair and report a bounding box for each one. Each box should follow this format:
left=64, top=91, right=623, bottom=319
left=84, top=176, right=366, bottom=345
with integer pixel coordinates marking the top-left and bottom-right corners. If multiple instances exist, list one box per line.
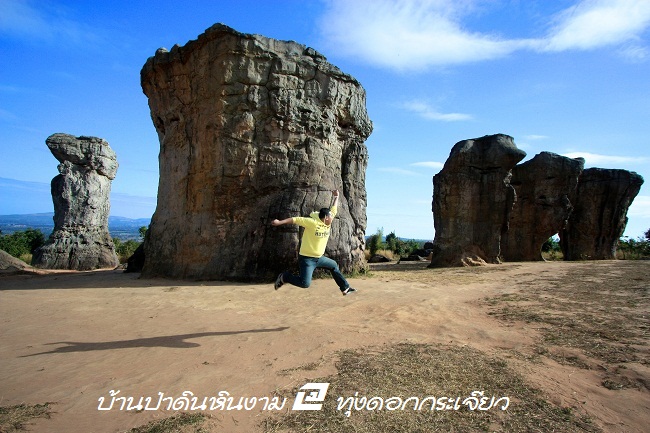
left=319, top=208, right=331, bottom=220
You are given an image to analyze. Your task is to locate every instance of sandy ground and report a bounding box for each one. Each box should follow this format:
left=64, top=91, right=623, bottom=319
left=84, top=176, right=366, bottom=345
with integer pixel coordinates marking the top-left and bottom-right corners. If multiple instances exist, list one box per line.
left=0, top=261, right=648, bottom=433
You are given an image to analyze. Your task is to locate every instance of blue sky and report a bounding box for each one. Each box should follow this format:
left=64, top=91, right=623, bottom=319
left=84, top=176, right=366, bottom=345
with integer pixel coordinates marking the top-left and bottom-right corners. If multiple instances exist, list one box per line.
left=1, top=0, right=649, bottom=240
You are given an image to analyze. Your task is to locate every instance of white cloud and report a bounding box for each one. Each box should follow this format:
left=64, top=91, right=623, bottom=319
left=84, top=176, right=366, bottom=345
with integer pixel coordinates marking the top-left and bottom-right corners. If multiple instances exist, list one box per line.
left=378, top=167, right=422, bottom=176
left=0, top=0, right=100, bottom=45
left=628, top=195, right=650, bottom=218
left=402, top=101, right=472, bottom=122
left=319, top=0, right=525, bottom=70
left=411, top=161, right=445, bottom=170
left=563, top=152, right=649, bottom=166
left=319, top=0, right=650, bottom=70
left=618, top=44, right=650, bottom=62
left=522, top=135, right=549, bottom=141
left=540, top=0, right=650, bottom=52
left=517, top=135, right=548, bottom=150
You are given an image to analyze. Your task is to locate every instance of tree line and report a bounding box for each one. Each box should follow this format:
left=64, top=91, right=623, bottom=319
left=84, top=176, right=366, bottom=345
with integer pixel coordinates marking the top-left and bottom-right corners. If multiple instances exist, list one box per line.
left=0, top=226, right=148, bottom=264
left=2, top=227, right=649, bottom=264
left=366, top=228, right=424, bottom=258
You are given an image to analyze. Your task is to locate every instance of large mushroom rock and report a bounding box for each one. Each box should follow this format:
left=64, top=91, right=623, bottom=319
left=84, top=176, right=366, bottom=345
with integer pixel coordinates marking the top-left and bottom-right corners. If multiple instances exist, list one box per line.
left=429, top=134, right=526, bottom=267
left=140, top=24, right=372, bottom=281
left=502, top=152, right=584, bottom=261
left=560, top=168, right=644, bottom=260
left=32, top=133, right=119, bottom=270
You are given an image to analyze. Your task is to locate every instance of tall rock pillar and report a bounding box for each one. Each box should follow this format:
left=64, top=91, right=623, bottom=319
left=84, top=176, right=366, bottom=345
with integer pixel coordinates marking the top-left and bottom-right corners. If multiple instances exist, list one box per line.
left=430, top=134, right=526, bottom=267
left=140, top=24, right=372, bottom=280
left=32, top=133, right=119, bottom=270
left=502, top=152, right=584, bottom=261
left=560, top=168, right=644, bottom=260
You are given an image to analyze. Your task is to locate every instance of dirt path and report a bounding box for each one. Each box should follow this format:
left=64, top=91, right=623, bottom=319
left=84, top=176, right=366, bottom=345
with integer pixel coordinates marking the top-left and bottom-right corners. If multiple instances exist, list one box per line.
left=0, top=261, right=648, bottom=432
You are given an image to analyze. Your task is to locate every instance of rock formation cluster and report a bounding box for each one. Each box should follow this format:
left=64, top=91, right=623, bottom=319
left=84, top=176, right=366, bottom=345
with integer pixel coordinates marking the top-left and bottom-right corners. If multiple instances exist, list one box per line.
left=430, top=134, right=643, bottom=267
left=140, top=24, right=372, bottom=280
left=32, top=133, right=119, bottom=270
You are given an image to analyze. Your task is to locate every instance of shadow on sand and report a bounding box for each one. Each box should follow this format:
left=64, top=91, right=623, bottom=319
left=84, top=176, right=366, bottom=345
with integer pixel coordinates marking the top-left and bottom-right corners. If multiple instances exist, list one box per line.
left=0, top=269, right=269, bottom=290
left=20, top=327, right=290, bottom=357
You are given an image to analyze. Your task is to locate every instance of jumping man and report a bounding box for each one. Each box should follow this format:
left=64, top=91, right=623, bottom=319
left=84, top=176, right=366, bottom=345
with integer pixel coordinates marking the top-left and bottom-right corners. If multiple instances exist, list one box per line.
left=271, top=189, right=357, bottom=295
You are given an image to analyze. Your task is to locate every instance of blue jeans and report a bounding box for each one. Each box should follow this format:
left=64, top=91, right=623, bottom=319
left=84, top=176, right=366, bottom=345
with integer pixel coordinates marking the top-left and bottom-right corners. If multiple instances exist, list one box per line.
left=282, top=255, right=349, bottom=291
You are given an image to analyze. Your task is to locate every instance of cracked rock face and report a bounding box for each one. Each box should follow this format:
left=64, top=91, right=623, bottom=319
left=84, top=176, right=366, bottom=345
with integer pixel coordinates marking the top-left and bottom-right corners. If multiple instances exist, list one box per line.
left=560, top=168, right=644, bottom=260
left=502, top=152, right=584, bottom=261
left=429, top=134, right=526, bottom=267
left=32, top=133, right=119, bottom=270
left=140, top=24, right=372, bottom=280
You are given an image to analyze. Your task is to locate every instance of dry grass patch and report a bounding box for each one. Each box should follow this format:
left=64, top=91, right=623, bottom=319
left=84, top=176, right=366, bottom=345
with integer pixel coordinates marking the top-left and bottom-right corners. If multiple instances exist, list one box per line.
left=366, top=262, right=517, bottom=285
left=483, top=261, right=649, bottom=390
left=261, top=342, right=599, bottom=433
left=0, top=403, right=53, bottom=433
left=126, top=412, right=211, bottom=433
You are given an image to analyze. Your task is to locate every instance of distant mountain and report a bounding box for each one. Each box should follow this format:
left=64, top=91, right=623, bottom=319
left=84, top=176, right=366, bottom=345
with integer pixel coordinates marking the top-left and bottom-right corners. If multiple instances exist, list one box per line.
left=0, top=213, right=151, bottom=240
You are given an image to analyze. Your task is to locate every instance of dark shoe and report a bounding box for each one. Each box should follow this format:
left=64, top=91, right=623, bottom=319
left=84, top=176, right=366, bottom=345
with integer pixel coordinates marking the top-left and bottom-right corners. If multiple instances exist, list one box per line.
left=274, top=273, right=284, bottom=290
left=342, top=287, right=357, bottom=296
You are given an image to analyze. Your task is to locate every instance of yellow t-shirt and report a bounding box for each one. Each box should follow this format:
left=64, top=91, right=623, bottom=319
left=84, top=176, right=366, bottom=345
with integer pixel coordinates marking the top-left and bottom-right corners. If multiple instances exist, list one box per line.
left=292, top=206, right=337, bottom=258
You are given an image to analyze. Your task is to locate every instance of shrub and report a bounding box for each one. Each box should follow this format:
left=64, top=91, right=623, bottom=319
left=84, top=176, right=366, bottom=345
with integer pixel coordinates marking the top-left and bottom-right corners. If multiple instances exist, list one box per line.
left=617, top=234, right=650, bottom=260
left=383, top=231, right=422, bottom=257
left=367, top=229, right=424, bottom=259
left=367, top=228, right=384, bottom=257
left=113, top=238, right=141, bottom=263
left=385, top=231, right=397, bottom=253
left=0, top=229, right=46, bottom=259
left=541, top=236, right=561, bottom=253
left=138, top=226, right=148, bottom=241
left=364, top=249, right=395, bottom=261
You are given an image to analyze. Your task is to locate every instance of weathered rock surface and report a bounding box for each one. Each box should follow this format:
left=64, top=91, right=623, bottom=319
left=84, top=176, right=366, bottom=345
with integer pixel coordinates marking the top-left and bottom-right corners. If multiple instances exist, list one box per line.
left=560, top=168, right=644, bottom=260
left=1, top=250, right=34, bottom=275
left=140, top=24, right=372, bottom=280
left=429, top=134, right=526, bottom=267
left=399, top=254, right=428, bottom=262
left=502, top=152, right=584, bottom=261
left=368, top=254, right=392, bottom=263
left=32, top=134, right=119, bottom=270
left=125, top=243, right=145, bottom=273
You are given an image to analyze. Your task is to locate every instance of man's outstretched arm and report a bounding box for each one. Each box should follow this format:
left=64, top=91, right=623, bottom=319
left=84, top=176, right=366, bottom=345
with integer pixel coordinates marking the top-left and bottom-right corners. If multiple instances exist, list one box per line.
left=331, top=189, right=340, bottom=209
left=271, top=217, right=294, bottom=227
